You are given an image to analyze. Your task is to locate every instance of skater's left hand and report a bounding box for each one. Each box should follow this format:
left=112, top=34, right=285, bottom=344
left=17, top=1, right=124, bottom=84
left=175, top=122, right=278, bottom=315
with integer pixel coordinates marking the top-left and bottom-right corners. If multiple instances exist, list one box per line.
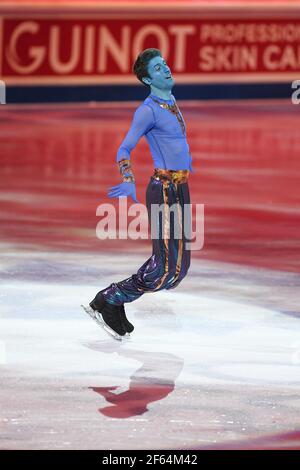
left=108, top=182, right=139, bottom=203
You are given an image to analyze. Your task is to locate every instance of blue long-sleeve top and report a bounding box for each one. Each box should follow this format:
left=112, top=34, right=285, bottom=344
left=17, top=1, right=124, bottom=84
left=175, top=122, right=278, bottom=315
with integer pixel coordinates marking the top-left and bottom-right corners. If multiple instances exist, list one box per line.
left=116, top=92, right=194, bottom=173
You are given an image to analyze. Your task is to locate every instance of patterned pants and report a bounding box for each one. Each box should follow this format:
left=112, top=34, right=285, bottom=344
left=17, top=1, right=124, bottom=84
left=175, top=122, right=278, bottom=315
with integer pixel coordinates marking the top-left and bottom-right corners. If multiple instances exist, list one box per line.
left=99, top=168, right=191, bottom=305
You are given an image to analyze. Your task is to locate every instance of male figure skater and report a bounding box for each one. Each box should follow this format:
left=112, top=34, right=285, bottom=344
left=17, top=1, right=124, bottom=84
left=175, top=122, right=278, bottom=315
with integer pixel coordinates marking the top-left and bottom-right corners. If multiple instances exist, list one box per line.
left=82, top=48, right=194, bottom=340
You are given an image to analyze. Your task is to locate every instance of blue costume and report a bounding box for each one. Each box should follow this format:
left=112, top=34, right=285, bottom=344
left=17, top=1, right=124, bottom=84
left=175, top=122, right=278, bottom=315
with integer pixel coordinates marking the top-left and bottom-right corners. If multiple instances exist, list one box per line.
left=117, top=92, right=194, bottom=173
left=100, top=92, right=193, bottom=305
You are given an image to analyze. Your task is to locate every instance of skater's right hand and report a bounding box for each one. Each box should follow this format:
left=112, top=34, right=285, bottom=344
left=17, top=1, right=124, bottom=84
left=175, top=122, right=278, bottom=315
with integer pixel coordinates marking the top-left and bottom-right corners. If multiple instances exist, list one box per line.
left=108, top=182, right=139, bottom=203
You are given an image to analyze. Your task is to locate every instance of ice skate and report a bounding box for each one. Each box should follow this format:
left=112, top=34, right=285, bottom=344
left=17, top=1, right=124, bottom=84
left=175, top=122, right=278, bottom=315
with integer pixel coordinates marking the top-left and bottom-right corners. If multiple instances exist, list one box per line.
left=81, top=304, right=124, bottom=341
left=81, top=292, right=126, bottom=341
left=119, top=304, right=134, bottom=335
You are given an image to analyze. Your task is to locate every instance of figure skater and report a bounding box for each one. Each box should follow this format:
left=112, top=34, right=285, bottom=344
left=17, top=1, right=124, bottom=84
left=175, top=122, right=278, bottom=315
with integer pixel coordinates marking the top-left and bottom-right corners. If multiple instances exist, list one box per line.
left=82, top=48, right=194, bottom=340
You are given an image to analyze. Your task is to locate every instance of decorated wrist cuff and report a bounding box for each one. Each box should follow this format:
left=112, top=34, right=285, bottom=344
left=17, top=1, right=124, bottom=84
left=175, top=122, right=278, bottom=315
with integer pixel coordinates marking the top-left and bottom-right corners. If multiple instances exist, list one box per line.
left=118, top=158, right=135, bottom=183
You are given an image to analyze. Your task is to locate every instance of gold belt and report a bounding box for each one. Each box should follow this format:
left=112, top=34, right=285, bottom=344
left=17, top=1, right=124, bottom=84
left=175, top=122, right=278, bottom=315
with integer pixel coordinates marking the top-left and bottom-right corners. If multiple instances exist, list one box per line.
left=153, top=168, right=189, bottom=185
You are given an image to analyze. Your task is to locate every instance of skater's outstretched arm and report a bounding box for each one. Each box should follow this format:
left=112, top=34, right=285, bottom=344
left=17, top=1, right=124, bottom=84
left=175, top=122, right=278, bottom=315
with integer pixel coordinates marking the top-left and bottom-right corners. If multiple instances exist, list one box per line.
left=108, top=104, right=155, bottom=203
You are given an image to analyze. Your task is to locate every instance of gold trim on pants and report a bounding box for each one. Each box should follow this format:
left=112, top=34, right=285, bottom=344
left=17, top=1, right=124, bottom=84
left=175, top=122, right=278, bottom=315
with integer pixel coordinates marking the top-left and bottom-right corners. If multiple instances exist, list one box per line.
left=153, top=168, right=190, bottom=185
left=151, top=168, right=189, bottom=290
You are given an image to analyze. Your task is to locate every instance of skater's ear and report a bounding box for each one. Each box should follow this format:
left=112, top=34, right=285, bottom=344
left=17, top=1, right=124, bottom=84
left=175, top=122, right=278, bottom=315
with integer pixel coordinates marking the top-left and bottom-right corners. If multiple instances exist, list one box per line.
left=142, top=77, right=151, bottom=86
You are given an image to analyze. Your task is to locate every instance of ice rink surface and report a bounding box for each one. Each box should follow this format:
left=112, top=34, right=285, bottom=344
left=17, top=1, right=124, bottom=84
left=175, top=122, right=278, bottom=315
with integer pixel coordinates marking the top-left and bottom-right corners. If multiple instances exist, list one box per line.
left=1, top=250, right=300, bottom=449
left=1, top=101, right=300, bottom=449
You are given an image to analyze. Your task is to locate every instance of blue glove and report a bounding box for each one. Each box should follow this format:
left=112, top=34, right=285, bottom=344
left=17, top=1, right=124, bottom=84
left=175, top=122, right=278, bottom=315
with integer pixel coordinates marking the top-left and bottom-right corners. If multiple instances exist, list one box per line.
left=108, top=182, right=139, bottom=203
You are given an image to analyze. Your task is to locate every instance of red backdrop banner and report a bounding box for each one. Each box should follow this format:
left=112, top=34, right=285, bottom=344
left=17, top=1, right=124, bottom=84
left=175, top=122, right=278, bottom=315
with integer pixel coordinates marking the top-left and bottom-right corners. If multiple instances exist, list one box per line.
left=1, top=10, right=300, bottom=84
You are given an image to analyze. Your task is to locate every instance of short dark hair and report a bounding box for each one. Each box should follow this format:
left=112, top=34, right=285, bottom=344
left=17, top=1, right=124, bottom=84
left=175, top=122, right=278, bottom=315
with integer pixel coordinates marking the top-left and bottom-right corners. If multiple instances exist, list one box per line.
left=132, top=48, right=162, bottom=86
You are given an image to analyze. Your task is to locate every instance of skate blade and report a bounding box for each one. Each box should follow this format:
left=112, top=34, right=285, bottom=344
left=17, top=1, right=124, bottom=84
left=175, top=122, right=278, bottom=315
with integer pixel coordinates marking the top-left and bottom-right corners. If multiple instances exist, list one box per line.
left=81, top=304, right=123, bottom=341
